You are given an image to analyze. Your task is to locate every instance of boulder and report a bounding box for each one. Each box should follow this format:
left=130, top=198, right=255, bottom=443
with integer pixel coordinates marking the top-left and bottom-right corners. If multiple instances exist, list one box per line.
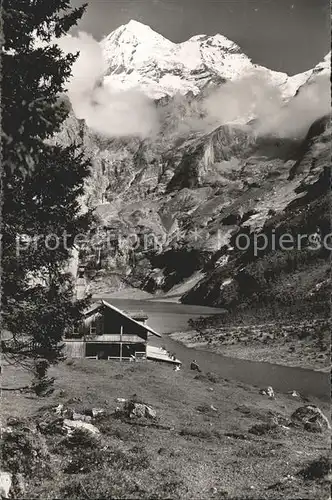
left=53, top=403, right=73, bottom=419
left=54, top=404, right=64, bottom=415
left=0, top=472, right=12, bottom=499
left=63, top=419, right=100, bottom=435
left=37, top=416, right=66, bottom=436
left=291, top=405, right=331, bottom=433
left=124, top=401, right=157, bottom=420
left=288, top=390, right=301, bottom=398
left=91, top=408, right=106, bottom=419
left=259, top=386, right=275, bottom=399
left=116, top=398, right=127, bottom=403
left=82, top=407, right=106, bottom=419
left=72, top=412, right=92, bottom=423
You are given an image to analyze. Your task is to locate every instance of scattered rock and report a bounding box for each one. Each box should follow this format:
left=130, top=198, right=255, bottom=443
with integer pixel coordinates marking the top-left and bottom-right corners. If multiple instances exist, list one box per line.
left=54, top=404, right=64, bottom=415
left=224, top=432, right=249, bottom=440
left=267, top=474, right=297, bottom=491
left=72, top=412, right=92, bottom=423
left=116, top=398, right=127, bottom=403
left=53, top=404, right=105, bottom=423
left=63, top=419, right=100, bottom=435
left=291, top=405, right=331, bottom=433
left=66, top=397, right=82, bottom=404
left=260, top=386, right=275, bottom=399
left=37, top=416, right=66, bottom=436
left=288, top=390, right=301, bottom=398
left=280, top=474, right=296, bottom=484
left=63, top=408, right=74, bottom=419
left=0, top=472, right=12, bottom=499
left=52, top=403, right=73, bottom=419
left=196, top=403, right=218, bottom=415
left=267, top=412, right=291, bottom=427
left=5, top=417, right=26, bottom=428
left=91, top=408, right=106, bottom=419
left=123, top=401, right=157, bottom=420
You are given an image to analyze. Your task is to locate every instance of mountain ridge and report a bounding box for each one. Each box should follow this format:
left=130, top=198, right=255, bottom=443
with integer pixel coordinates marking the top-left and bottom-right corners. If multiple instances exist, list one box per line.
left=99, top=20, right=330, bottom=101
left=56, top=21, right=330, bottom=312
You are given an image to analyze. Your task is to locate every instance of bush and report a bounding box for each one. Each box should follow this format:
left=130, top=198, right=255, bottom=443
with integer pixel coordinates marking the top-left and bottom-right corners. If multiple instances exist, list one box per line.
left=58, top=470, right=144, bottom=499
left=56, top=428, right=99, bottom=452
left=299, top=456, right=331, bottom=480
left=206, top=372, right=220, bottom=383
left=63, top=448, right=108, bottom=474
left=1, top=422, right=50, bottom=477
left=248, top=422, right=282, bottom=437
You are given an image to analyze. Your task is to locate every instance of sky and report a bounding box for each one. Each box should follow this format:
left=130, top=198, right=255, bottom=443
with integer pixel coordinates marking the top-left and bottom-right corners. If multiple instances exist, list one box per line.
left=70, top=0, right=330, bottom=75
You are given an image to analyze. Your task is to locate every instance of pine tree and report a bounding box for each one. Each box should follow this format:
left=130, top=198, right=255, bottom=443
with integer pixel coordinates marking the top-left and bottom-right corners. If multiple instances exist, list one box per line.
left=1, top=0, right=93, bottom=381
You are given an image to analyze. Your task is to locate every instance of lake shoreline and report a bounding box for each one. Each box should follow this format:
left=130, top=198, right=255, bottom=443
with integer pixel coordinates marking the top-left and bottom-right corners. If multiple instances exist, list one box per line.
left=90, top=297, right=329, bottom=399
left=170, top=330, right=331, bottom=373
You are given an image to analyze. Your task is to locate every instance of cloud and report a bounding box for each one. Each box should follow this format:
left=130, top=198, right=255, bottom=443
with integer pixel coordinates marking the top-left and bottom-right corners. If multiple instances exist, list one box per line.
left=201, top=66, right=330, bottom=138
left=203, top=70, right=283, bottom=126
left=57, top=32, right=159, bottom=138
left=255, top=73, right=330, bottom=137
left=56, top=32, right=329, bottom=141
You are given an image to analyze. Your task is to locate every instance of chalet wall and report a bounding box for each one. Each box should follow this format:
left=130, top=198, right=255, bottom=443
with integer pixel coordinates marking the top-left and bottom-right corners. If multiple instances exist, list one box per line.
left=103, top=308, right=148, bottom=338
left=85, top=342, right=146, bottom=359
left=122, top=343, right=146, bottom=357
left=86, top=342, right=120, bottom=359
left=64, top=341, right=85, bottom=358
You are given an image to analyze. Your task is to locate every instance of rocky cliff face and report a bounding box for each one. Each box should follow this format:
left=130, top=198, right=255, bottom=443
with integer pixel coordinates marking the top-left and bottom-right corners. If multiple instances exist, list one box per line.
left=181, top=115, right=331, bottom=318
left=56, top=22, right=330, bottom=302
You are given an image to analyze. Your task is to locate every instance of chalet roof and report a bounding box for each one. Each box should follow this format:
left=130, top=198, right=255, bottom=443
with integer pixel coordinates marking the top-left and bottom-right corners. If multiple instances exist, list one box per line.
left=147, top=345, right=182, bottom=365
left=84, top=300, right=161, bottom=338
left=126, top=311, right=148, bottom=321
left=85, top=334, right=147, bottom=343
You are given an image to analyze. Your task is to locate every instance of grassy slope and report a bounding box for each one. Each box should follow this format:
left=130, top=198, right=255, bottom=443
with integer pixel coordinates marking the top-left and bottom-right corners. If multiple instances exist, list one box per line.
left=1, top=360, right=330, bottom=499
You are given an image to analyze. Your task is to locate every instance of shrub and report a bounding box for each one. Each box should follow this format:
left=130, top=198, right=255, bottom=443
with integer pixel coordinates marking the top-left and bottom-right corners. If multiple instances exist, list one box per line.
left=56, top=428, right=99, bottom=452
left=58, top=470, right=144, bottom=499
left=1, top=423, right=50, bottom=477
left=299, top=456, right=331, bottom=480
left=248, top=422, right=282, bottom=437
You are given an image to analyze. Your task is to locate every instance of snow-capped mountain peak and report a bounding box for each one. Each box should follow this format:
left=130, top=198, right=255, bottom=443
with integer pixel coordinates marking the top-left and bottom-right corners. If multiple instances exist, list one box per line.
left=102, top=19, right=173, bottom=48
left=100, top=20, right=254, bottom=99
left=188, top=32, right=242, bottom=52
left=100, top=20, right=330, bottom=101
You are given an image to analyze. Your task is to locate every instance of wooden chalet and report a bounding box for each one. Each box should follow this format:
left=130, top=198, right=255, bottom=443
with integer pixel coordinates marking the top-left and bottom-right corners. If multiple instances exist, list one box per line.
left=64, top=300, right=161, bottom=361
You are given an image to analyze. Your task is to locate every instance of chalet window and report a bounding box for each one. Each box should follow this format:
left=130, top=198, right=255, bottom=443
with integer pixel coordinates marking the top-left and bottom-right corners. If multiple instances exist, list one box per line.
left=68, top=323, right=82, bottom=338
left=89, top=315, right=104, bottom=336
